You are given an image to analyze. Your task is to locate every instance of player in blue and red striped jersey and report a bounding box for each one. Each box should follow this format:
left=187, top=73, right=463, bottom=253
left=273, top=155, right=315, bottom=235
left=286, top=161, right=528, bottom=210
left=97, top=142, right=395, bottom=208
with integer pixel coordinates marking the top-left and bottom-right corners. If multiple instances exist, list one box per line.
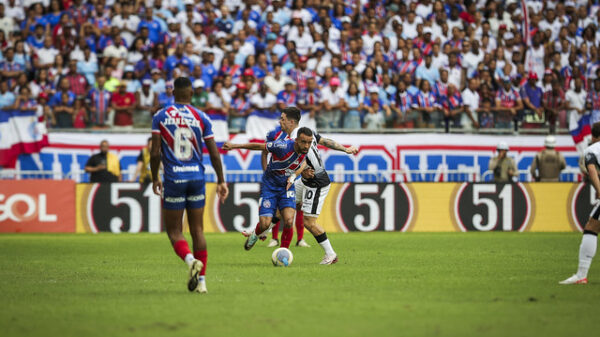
left=260, top=124, right=287, bottom=247
left=150, top=77, right=229, bottom=294
left=222, top=126, right=312, bottom=251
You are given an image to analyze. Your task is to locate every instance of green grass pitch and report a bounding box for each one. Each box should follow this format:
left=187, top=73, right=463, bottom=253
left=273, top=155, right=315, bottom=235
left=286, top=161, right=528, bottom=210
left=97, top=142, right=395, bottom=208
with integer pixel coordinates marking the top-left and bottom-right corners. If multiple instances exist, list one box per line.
left=0, top=232, right=598, bottom=337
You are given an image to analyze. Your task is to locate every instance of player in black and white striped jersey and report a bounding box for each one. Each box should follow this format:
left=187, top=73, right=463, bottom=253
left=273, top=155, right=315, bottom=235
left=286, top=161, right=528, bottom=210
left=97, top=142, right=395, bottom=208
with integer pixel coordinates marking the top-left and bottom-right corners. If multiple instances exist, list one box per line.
left=560, top=122, right=600, bottom=284
left=283, top=108, right=358, bottom=264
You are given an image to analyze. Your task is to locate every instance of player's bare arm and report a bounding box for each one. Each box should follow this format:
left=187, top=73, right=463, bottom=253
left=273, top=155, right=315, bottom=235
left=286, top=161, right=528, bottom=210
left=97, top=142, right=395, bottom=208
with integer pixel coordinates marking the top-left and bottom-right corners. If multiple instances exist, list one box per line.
left=318, top=137, right=358, bottom=154
left=206, top=138, right=229, bottom=203
left=150, top=133, right=162, bottom=196
left=222, top=142, right=266, bottom=151
left=287, top=160, right=307, bottom=190
left=261, top=150, right=268, bottom=171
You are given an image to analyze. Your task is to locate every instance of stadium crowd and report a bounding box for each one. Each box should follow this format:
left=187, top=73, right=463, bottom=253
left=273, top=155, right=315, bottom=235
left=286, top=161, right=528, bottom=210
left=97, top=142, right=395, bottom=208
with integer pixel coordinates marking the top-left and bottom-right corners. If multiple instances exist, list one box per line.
left=0, top=0, right=600, bottom=132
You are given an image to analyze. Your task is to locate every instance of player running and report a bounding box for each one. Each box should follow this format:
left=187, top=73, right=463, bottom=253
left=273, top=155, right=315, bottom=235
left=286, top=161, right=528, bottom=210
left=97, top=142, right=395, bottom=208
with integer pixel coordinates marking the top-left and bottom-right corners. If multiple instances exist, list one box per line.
left=262, top=120, right=308, bottom=248
left=151, top=77, right=228, bottom=293
left=278, top=107, right=358, bottom=264
left=560, top=122, right=600, bottom=284
left=222, top=125, right=313, bottom=251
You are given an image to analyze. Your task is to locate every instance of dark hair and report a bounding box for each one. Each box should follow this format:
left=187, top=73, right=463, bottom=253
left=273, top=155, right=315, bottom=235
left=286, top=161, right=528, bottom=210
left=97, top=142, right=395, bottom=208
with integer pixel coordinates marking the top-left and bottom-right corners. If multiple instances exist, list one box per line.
left=282, top=106, right=301, bottom=123
left=297, top=127, right=313, bottom=138
left=593, top=122, right=600, bottom=138
left=174, top=77, right=192, bottom=90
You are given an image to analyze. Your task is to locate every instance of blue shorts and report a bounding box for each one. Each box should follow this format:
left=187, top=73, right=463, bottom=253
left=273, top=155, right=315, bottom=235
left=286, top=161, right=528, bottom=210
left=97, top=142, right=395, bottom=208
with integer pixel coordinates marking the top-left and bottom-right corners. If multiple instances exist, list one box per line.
left=259, top=183, right=296, bottom=217
left=163, top=179, right=206, bottom=210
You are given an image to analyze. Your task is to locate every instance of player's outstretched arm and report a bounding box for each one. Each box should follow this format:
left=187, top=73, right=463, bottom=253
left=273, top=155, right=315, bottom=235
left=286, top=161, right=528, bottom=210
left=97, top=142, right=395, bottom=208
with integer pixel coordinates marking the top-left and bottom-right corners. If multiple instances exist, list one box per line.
left=206, top=138, right=229, bottom=203
left=318, top=137, right=358, bottom=155
left=222, top=141, right=266, bottom=151
left=150, top=133, right=163, bottom=196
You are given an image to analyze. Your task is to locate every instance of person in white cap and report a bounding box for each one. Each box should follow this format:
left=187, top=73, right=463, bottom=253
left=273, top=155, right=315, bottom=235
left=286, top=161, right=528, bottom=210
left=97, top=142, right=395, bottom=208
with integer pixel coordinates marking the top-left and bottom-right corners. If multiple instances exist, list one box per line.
left=134, top=78, right=157, bottom=126
left=488, top=142, right=517, bottom=182
left=529, top=135, right=566, bottom=182
left=560, top=122, right=600, bottom=285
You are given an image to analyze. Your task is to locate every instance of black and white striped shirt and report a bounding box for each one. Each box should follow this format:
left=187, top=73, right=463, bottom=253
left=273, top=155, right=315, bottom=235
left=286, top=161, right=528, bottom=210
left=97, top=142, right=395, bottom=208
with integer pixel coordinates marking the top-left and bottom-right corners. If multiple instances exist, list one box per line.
left=290, top=127, right=331, bottom=188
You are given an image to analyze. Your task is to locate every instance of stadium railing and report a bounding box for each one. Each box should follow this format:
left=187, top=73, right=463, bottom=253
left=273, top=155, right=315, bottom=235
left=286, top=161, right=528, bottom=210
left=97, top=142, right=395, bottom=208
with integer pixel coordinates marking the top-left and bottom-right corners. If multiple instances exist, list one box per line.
left=48, top=127, right=571, bottom=135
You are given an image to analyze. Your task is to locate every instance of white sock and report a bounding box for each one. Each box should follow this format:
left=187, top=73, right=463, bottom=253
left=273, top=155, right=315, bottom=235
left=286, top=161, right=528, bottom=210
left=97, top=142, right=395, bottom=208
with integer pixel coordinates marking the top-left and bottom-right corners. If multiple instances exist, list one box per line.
left=198, top=276, right=205, bottom=282
left=319, top=239, right=336, bottom=256
left=184, top=253, right=195, bottom=267
left=577, top=234, right=597, bottom=278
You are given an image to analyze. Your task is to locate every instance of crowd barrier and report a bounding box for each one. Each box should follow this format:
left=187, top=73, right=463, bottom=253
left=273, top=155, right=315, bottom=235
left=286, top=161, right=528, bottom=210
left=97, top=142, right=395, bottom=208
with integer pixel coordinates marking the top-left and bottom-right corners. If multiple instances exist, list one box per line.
left=0, top=181, right=592, bottom=233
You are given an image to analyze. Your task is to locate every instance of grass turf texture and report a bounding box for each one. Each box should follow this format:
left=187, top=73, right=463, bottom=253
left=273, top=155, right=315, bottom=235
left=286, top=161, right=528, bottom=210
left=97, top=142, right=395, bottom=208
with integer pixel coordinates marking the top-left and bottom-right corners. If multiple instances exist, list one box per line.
left=0, top=232, right=597, bottom=337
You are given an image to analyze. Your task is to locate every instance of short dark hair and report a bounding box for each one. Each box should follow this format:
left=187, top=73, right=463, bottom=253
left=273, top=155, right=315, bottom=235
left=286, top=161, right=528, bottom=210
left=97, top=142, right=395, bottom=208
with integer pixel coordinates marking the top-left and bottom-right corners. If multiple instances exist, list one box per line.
left=174, top=77, right=192, bottom=90
left=297, top=127, right=313, bottom=138
left=593, top=122, right=600, bottom=138
left=282, top=106, right=301, bottom=123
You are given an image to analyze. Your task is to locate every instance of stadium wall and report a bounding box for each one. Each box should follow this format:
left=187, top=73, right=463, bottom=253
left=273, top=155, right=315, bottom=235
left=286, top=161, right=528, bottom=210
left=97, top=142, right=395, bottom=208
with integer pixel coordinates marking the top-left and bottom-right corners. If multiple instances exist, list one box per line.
left=15, top=132, right=581, bottom=182
left=0, top=181, right=592, bottom=233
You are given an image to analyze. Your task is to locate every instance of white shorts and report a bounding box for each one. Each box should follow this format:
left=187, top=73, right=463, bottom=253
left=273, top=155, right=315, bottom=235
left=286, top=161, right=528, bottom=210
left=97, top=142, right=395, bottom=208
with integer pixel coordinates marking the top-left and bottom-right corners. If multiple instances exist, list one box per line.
left=295, top=180, right=330, bottom=216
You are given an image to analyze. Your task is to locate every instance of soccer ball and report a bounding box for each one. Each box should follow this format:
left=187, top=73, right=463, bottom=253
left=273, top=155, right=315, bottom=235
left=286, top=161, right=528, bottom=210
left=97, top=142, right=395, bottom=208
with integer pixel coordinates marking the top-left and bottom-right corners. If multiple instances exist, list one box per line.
left=272, top=247, right=293, bottom=267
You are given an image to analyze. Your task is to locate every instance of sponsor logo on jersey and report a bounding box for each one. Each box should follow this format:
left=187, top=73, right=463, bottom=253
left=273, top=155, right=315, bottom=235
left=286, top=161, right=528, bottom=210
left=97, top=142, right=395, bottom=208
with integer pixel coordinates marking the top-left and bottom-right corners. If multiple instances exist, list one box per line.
left=263, top=199, right=271, bottom=208
left=172, top=165, right=200, bottom=172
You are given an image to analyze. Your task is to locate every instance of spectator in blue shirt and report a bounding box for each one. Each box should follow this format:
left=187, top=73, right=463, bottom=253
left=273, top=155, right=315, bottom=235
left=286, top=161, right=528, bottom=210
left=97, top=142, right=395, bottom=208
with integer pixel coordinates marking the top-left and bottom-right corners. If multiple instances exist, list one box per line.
left=0, top=47, right=25, bottom=81
left=164, top=44, right=193, bottom=79
left=415, top=53, right=440, bottom=88
left=364, top=88, right=393, bottom=126
left=138, top=7, right=163, bottom=45
left=520, top=72, right=544, bottom=121
left=21, top=3, right=48, bottom=33
left=201, top=52, right=217, bottom=89
left=26, top=24, right=46, bottom=50
left=45, top=0, right=64, bottom=27
left=49, top=77, right=75, bottom=107
left=0, top=80, right=15, bottom=109
left=215, top=4, right=235, bottom=33
left=157, top=81, right=175, bottom=108
left=150, top=69, right=166, bottom=94
left=77, top=47, right=98, bottom=86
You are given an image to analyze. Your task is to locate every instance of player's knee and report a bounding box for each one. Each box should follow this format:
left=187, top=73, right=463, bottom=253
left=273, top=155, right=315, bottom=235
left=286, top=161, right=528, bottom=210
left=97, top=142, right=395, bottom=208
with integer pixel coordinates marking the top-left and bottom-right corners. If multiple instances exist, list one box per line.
left=283, top=218, right=294, bottom=228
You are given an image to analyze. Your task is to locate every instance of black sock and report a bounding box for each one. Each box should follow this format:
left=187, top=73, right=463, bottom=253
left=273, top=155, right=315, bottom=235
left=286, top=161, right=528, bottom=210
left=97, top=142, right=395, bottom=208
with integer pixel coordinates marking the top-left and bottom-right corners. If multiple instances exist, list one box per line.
left=314, top=233, right=327, bottom=243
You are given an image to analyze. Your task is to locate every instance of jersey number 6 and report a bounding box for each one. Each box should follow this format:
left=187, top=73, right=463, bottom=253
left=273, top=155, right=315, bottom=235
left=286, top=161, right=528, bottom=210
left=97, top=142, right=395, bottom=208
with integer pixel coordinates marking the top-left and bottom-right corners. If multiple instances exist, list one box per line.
left=174, top=128, right=193, bottom=160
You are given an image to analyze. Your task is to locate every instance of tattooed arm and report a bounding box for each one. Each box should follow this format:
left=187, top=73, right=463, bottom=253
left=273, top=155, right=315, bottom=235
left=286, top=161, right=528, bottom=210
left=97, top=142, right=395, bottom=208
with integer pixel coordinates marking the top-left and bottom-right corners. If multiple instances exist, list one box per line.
left=318, top=137, right=359, bottom=154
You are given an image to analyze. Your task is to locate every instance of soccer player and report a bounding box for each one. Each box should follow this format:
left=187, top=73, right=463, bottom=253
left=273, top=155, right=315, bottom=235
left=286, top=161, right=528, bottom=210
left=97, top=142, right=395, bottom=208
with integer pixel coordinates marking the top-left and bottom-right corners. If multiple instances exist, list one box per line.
left=151, top=77, right=228, bottom=293
left=560, top=122, right=600, bottom=284
left=262, top=122, right=308, bottom=248
left=279, top=107, right=358, bottom=264
left=222, top=125, right=313, bottom=251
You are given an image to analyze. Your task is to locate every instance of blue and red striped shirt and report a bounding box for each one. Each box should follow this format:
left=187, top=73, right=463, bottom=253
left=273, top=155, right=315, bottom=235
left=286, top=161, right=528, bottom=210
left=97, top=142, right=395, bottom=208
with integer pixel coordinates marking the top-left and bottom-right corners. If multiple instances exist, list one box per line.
left=152, top=104, right=214, bottom=182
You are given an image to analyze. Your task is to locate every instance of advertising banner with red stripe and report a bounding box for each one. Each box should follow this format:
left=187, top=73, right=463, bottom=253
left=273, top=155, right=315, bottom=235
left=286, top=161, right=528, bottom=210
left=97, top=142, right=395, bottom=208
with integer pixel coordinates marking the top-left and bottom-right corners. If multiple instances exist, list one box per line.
left=16, top=133, right=580, bottom=183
